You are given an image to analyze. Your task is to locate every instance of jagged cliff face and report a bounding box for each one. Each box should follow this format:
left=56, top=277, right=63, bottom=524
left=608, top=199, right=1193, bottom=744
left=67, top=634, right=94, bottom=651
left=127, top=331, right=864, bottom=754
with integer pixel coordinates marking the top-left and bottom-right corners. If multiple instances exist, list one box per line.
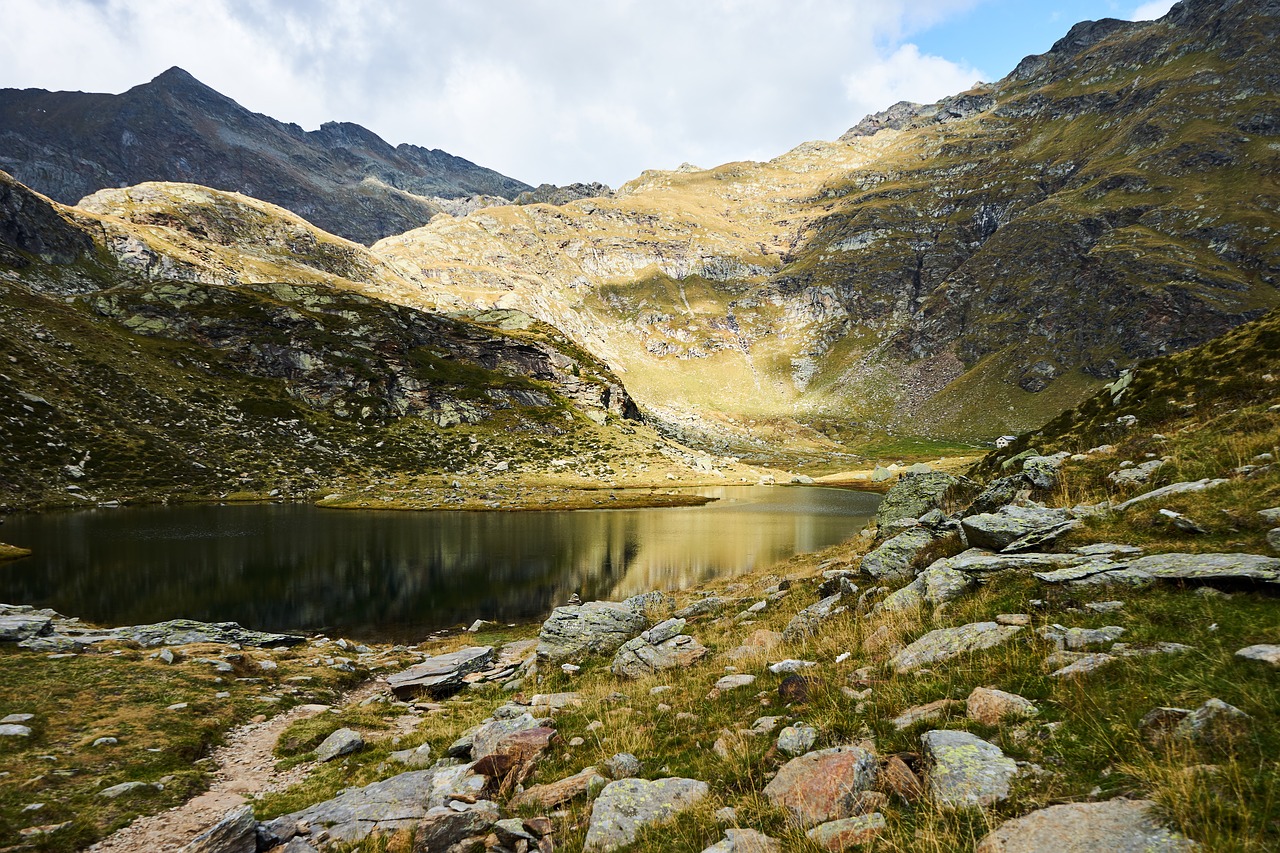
left=0, top=67, right=531, bottom=244
left=371, top=0, right=1280, bottom=447
left=0, top=173, right=670, bottom=509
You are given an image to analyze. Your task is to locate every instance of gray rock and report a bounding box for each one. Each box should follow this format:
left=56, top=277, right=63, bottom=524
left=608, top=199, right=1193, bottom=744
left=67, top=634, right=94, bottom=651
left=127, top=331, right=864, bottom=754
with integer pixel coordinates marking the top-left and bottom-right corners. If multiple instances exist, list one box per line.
left=276, top=767, right=485, bottom=845
left=386, top=645, right=495, bottom=699
left=180, top=805, right=256, bottom=853
left=922, top=730, right=1017, bottom=807
left=1050, top=653, right=1116, bottom=677
left=0, top=713, right=33, bottom=724
left=891, top=623, right=1023, bottom=673
left=1173, top=698, right=1250, bottom=749
left=0, top=614, right=53, bottom=642
left=776, top=722, right=818, bottom=756
left=701, top=827, right=783, bottom=853
left=98, top=781, right=160, bottom=799
left=583, top=777, right=709, bottom=852
left=315, top=727, right=364, bottom=762
left=602, top=752, right=642, bottom=779
left=470, top=713, right=548, bottom=760
left=714, top=674, right=757, bottom=691
left=892, top=699, right=962, bottom=730
left=1259, top=507, right=1280, bottom=524
left=1107, top=459, right=1166, bottom=487
left=945, top=548, right=1096, bottom=576
left=860, top=526, right=939, bottom=582
left=387, top=743, right=433, bottom=768
left=611, top=622, right=709, bottom=679
left=1114, top=479, right=1229, bottom=511
left=674, top=597, right=726, bottom=619
left=976, top=799, right=1198, bottom=852
left=0, top=724, right=32, bottom=737
left=961, top=505, right=1078, bottom=553
left=537, top=601, right=647, bottom=664
left=1039, top=625, right=1126, bottom=650
left=1235, top=644, right=1280, bottom=667
left=1268, top=528, right=1280, bottom=553
left=965, top=475, right=1030, bottom=515
left=878, top=562, right=975, bottom=613
left=781, top=592, right=846, bottom=642
left=1021, top=453, right=1069, bottom=490
left=413, top=800, right=500, bottom=851
left=1036, top=552, right=1280, bottom=587
left=119, top=619, right=304, bottom=647
left=876, top=472, right=979, bottom=527
left=806, top=813, right=888, bottom=849
left=767, top=659, right=815, bottom=674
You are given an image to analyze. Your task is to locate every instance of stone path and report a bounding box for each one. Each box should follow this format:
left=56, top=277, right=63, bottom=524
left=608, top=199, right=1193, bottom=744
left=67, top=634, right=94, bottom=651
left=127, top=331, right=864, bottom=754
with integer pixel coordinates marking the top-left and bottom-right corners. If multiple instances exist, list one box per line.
left=87, top=681, right=381, bottom=852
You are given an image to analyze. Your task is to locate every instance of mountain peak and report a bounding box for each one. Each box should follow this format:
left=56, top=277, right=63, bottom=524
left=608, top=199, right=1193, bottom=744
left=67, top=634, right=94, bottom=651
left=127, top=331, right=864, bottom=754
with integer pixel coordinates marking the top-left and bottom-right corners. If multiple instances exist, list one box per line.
left=149, top=66, right=202, bottom=89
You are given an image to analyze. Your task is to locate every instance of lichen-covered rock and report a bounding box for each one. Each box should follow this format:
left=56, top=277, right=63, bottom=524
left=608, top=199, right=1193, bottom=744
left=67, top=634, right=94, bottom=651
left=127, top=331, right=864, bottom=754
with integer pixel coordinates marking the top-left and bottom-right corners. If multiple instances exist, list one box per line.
left=537, top=602, right=647, bottom=664
left=922, top=730, right=1017, bottom=808
left=806, top=813, right=887, bottom=850
left=315, top=727, right=364, bottom=762
left=976, top=799, right=1198, bottom=852
left=762, top=746, right=878, bottom=827
left=611, top=619, right=709, bottom=678
left=891, top=623, right=1023, bottom=673
left=1021, top=453, right=1070, bottom=490
left=701, top=828, right=783, bottom=853
left=776, top=722, right=818, bottom=756
left=967, top=687, right=1038, bottom=725
left=583, top=777, right=709, bottom=852
left=876, top=473, right=979, bottom=527
left=781, top=592, right=846, bottom=641
left=961, top=505, right=1078, bottom=552
left=878, top=562, right=975, bottom=613
left=860, top=526, right=940, bottom=581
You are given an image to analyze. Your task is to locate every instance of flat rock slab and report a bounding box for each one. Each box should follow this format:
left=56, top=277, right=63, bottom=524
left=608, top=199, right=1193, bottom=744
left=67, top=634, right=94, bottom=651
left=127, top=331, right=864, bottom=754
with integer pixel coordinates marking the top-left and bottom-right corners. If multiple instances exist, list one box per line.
left=0, top=614, right=53, bottom=642
left=179, top=805, right=255, bottom=853
left=892, top=623, right=1023, bottom=673
left=701, top=828, right=783, bottom=853
left=879, top=563, right=974, bottom=613
left=1035, top=552, right=1280, bottom=587
left=121, top=619, right=304, bottom=647
left=715, top=674, right=757, bottom=691
left=762, top=745, right=878, bottom=827
left=386, top=646, right=495, bottom=700
left=1114, top=478, right=1228, bottom=511
left=976, top=799, right=1198, bottom=852
left=537, top=602, right=647, bottom=664
left=806, top=813, right=887, bottom=850
left=922, top=730, right=1017, bottom=808
left=782, top=592, right=846, bottom=641
left=892, top=699, right=962, bottom=731
left=1235, top=644, right=1280, bottom=667
left=272, top=766, right=485, bottom=846
left=583, top=777, right=709, bottom=852
left=510, top=766, right=606, bottom=810
left=967, top=687, right=1037, bottom=726
left=961, top=505, right=1078, bottom=552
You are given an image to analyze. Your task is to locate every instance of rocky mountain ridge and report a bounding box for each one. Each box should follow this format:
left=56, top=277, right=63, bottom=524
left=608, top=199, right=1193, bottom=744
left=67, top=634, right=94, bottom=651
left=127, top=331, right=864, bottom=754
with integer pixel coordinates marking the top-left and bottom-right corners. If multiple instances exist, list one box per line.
left=0, top=67, right=531, bottom=244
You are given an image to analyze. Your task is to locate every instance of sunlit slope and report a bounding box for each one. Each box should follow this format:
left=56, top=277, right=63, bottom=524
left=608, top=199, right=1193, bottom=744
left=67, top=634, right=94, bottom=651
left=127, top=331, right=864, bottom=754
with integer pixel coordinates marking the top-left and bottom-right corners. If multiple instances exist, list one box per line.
left=372, top=0, right=1280, bottom=445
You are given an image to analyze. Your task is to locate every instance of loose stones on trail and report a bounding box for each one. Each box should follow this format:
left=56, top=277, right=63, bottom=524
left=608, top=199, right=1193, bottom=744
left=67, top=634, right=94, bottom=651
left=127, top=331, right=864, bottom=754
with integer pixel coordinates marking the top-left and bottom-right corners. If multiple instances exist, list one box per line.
left=891, top=622, right=1023, bottom=673
left=762, top=745, right=878, bottom=827
left=537, top=601, right=647, bottom=664
left=583, top=777, right=709, bottom=852
left=386, top=646, right=495, bottom=699
left=922, top=730, right=1018, bottom=808
left=976, top=799, right=1198, bottom=852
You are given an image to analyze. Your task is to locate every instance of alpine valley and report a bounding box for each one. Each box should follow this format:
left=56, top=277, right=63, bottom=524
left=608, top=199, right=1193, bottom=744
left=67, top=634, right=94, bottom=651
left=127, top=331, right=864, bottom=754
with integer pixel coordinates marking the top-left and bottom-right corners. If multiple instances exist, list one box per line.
left=1, top=1, right=1279, bottom=852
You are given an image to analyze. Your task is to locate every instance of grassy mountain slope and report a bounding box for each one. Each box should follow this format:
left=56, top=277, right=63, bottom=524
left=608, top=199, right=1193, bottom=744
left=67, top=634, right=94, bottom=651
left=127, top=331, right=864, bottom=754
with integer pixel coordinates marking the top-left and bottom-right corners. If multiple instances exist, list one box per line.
left=371, top=0, right=1279, bottom=450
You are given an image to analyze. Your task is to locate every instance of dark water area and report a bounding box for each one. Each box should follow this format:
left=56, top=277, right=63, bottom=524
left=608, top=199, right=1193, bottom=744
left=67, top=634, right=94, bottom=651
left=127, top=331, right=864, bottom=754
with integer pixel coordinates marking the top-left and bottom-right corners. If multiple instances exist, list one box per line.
left=0, top=486, right=880, bottom=642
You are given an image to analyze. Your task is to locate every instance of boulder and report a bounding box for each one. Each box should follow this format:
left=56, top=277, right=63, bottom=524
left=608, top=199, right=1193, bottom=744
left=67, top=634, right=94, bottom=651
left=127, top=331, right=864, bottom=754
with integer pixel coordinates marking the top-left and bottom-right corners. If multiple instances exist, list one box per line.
left=806, top=813, right=887, bottom=850
left=781, top=592, right=845, bottom=642
left=1173, top=698, right=1251, bottom=750
left=179, top=805, right=255, bottom=853
left=876, top=472, right=979, bottom=527
left=583, top=777, right=709, bottom=852
left=603, top=753, right=642, bottom=780
left=878, top=562, right=974, bottom=613
left=1021, top=453, right=1069, bottom=490
left=976, top=799, right=1198, bottom=852
left=1235, top=644, right=1280, bottom=668
left=386, top=646, right=495, bottom=699
left=412, top=801, right=500, bottom=852
left=387, top=743, right=434, bottom=769
left=469, top=713, right=551, bottom=760
left=611, top=619, right=709, bottom=678
left=891, top=623, right=1023, bottom=673
left=1035, top=552, right=1280, bottom=587
left=0, top=614, right=53, bottom=642
left=701, top=827, right=783, bottom=853
left=315, top=727, right=364, bottom=762
left=674, top=597, right=726, bottom=619
left=271, top=767, right=485, bottom=846
left=510, top=766, right=607, bottom=809
left=965, top=475, right=1031, bottom=515
left=537, top=602, right=647, bottom=664
left=961, top=505, right=1078, bottom=553
left=776, top=723, right=818, bottom=756
left=922, top=730, right=1017, bottom=808
left=860, top=527, right=939, bottom=582
left=967, top=687, right=1037, bottom=725
left=762, top=746, right=878, bottom=827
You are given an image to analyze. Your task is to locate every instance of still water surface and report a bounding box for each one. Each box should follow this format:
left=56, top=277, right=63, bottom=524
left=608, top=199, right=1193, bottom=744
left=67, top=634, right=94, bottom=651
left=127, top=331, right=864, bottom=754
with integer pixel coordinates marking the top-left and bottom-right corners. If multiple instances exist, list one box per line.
left=0, top=486, right=879, bottom=642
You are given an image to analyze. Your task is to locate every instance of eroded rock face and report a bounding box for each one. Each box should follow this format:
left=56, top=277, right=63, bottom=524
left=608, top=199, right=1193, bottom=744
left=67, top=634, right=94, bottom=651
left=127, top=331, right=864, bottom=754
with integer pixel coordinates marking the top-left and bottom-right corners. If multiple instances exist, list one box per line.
left=537, top=602, right=648, bottom=664
left=875, top=474, right=978, bottom=528
left=762, top=746, right=879, bottom=827
left=583, top=777, right=709, bottom=852
left=922, top=730, right=1017, bottom=808
left=976, top=799, right=1198, bottom=852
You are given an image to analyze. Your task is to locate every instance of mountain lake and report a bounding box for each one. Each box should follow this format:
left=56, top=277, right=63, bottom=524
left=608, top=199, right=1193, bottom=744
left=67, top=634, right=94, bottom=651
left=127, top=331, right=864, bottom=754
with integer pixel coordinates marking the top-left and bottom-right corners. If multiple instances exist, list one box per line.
left=0, top=485, right=881, bottom=642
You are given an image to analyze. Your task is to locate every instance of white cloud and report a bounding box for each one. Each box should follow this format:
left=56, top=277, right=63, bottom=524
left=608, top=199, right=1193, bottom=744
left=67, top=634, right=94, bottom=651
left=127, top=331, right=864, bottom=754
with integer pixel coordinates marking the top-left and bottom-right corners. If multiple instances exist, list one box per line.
left=1130, top=1, right=1177, bottom=21
left=1, top=0, right=988, bottom=188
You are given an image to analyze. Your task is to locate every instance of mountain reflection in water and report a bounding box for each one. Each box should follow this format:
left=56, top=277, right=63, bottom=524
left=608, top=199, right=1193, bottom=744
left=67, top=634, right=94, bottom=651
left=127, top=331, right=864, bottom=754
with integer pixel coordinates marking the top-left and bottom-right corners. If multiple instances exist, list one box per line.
left=0, top=486, right=880, bottom=642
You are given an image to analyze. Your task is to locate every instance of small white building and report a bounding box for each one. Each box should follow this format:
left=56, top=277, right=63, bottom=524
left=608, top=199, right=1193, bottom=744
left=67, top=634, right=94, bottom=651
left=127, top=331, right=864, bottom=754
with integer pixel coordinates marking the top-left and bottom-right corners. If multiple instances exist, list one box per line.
left=995, top=435, right=1018, bottom=449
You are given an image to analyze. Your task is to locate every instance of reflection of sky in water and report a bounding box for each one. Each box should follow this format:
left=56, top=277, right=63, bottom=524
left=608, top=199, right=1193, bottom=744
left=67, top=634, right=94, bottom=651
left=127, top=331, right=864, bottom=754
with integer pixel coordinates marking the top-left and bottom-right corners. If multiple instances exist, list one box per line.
left=0, top=487, right=880, bottom=642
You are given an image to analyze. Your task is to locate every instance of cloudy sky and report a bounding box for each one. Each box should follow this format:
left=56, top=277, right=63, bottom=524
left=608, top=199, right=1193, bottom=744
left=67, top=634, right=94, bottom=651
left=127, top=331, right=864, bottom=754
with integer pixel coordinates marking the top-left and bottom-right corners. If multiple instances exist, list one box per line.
left=3, top=0, right=1177, bottom=188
